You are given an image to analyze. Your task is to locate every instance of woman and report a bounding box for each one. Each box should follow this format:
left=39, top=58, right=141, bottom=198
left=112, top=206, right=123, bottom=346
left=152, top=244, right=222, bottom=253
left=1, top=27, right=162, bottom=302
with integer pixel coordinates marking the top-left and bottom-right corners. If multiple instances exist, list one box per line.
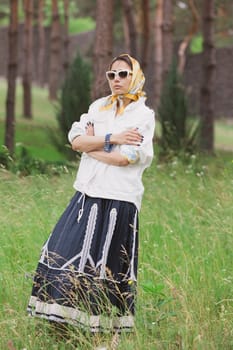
left=27, top=54, right=155, bottom=333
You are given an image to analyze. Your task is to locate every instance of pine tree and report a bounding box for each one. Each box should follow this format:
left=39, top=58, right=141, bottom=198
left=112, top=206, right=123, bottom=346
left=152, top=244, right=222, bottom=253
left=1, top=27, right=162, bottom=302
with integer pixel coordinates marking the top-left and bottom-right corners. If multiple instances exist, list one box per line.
left=53, top=54, right=91, bottom=159
left=158, top=60, right=199, bottom=157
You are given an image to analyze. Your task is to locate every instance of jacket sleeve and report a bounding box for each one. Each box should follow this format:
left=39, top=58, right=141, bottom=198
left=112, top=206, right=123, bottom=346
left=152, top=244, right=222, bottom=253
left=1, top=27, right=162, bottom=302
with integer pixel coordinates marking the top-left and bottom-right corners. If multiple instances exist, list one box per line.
left=67, top=113, right=89, bottom=143
left=119, top=108, right=155, bottom=167
left=138, top=108, right=155, bottom=166
left=68, top=98, right=106, bottom=143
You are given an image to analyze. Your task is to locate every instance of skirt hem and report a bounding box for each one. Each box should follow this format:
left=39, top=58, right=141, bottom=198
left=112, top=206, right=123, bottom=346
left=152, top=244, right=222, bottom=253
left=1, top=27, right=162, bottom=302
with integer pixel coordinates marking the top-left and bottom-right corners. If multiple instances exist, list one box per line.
left=27, top=296, right=134, bottom=333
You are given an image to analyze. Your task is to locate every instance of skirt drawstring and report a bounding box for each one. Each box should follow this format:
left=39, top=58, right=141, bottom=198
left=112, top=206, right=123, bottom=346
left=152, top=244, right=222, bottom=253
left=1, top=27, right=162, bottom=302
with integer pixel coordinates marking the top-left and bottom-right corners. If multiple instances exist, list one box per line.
left=77, top=193, right=85, bottom=223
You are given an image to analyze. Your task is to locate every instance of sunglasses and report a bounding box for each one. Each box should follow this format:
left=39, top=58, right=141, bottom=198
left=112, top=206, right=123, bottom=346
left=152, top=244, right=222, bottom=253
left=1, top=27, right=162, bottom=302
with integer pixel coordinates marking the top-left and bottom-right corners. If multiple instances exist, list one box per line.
left=106, top=69, right=132, bottom=80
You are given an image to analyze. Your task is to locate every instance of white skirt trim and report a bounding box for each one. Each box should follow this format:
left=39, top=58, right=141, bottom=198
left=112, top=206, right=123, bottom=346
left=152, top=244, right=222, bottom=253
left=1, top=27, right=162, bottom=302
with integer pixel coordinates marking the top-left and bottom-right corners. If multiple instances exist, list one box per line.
left=27, top=296, right=134, bottom=333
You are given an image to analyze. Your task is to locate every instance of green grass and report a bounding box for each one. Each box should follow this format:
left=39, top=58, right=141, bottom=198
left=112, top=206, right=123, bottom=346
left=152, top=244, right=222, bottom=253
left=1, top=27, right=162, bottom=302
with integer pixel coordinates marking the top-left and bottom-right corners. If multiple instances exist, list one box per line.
left=69, top=17, right=95, bottom=34
left=0, top=80, right=233, bottom=349
left=139, top=154, right=233, bottom=349
left=1, top=14, right=95, bottom=35
left=214, top=119, right=233, bottom=151
left=0, top=80, right=65, bottom=161
left=0, top=153, right=232, bottom=349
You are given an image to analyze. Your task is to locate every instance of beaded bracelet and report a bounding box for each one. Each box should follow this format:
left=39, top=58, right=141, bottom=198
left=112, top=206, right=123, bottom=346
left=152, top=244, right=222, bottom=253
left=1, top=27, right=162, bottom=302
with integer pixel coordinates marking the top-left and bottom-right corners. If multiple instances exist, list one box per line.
left=104, top=133, right=113, bottom=153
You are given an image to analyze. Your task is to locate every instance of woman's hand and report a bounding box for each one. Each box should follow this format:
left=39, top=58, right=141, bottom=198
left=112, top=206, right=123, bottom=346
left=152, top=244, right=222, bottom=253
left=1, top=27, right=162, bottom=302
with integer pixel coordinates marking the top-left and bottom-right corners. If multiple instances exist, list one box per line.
left=71, top=120, right=103, bottom=153
left=111, top=128, right=143, bottom=146
left=85, top=122, right=94, bottom=136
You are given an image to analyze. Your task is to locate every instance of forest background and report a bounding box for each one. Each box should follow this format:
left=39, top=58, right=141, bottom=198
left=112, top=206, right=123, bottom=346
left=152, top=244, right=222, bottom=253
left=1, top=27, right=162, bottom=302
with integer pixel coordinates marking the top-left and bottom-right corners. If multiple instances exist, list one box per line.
left=0, top=1, right=233, bottom=350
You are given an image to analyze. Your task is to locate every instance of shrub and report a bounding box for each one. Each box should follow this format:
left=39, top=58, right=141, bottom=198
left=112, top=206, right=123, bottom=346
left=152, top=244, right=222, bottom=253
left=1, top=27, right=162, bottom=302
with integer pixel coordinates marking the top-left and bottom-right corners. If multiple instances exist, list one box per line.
left=0, top=144, right=74, bottom=177
left=52, top=53, right=91, bottom=159
left=158, top=60, right=199, bottom=159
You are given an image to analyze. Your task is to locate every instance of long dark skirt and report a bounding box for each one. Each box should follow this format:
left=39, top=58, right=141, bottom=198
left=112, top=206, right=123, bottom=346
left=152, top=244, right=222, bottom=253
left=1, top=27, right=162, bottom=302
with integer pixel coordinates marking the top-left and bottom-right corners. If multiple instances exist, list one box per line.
left=27, top=192, right=139, bottom=333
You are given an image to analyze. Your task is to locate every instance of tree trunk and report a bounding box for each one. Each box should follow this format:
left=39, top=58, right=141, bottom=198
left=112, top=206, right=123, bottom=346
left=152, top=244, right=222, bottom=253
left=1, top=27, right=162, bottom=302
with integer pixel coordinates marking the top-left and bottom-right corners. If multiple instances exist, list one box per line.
left=178, top=0, right=199, bottom=74
left=92, top=0, right=114, bottom=100
left=38, top=0, right=45, bottom=87
left=162, top=0, right=173, bottom=82
left=123, top=10, right=130, bottom=53
left=63, top=0, right=69, bottom=75
left=49, top=0, right=61, bottom=100
left=5, top=0, right=18, bottom=154
left=121, top=0, right=137, bottom=57
left=22, top=0, right=33, bottom=118
left=153, top=0, right=163, bottom=108
left=140, top=0, right=150, bottom=71
left=200, top=0, right=216, bottom=153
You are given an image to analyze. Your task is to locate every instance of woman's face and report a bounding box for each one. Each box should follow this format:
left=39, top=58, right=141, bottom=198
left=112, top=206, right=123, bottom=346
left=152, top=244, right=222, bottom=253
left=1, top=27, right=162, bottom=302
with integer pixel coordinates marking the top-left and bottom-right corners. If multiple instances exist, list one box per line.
left=107, top=60, right=132, bottom=95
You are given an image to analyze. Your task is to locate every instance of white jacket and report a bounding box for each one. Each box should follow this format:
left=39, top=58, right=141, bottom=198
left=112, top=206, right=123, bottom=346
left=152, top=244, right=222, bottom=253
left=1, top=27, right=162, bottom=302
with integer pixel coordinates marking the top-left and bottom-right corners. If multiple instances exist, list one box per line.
left=68, top=96, right=155, bottom=211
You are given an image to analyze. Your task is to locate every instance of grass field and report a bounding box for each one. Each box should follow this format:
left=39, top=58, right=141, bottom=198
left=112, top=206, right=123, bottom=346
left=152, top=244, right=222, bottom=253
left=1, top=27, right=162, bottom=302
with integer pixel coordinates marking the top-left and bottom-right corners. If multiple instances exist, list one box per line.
left=0, top=81, right=233, bottom=349
left=0, top=80, right=64, bottom=162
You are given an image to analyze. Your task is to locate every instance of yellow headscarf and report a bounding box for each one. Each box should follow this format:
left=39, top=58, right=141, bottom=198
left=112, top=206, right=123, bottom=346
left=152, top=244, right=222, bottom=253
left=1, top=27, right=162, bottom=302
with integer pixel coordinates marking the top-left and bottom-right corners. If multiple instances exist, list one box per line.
left=100, top=54, right=146, bottom=115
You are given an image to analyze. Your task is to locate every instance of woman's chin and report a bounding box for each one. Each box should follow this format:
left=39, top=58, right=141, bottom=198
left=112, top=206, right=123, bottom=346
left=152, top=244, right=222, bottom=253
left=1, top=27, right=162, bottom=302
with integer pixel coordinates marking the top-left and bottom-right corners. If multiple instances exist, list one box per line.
left=113, top=88, right=124, bottom=95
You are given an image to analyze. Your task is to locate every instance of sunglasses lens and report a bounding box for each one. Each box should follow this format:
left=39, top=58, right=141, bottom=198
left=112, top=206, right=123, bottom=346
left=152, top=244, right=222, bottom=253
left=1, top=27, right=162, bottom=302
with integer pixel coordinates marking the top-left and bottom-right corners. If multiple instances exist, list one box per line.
left=118, top=71, right=128, bottom=79
left=106, top=70, right=131, bottom=80
left=107, top=72, right=115, bottom=80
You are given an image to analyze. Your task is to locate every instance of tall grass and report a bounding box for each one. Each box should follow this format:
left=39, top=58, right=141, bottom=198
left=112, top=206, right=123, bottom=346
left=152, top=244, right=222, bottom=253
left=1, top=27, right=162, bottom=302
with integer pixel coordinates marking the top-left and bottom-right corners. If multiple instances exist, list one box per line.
left=138, top=154, right=233, bottom=349
left=0, top=80, right=64, bottom=161
left=0, top=152, right=232, bottom=349
left=0, top=80, right=233, bottom=349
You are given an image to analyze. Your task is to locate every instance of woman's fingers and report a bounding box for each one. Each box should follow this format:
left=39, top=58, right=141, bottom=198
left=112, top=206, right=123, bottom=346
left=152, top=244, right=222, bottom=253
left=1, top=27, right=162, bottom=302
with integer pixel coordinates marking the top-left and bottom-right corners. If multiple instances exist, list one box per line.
left=124, top=129, right=143, bottom=144
left=85, top=121, right=95, bottom=136
left=108, top=129, right=143, bottom=145
left=128, top=129, right=142, bottom=140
